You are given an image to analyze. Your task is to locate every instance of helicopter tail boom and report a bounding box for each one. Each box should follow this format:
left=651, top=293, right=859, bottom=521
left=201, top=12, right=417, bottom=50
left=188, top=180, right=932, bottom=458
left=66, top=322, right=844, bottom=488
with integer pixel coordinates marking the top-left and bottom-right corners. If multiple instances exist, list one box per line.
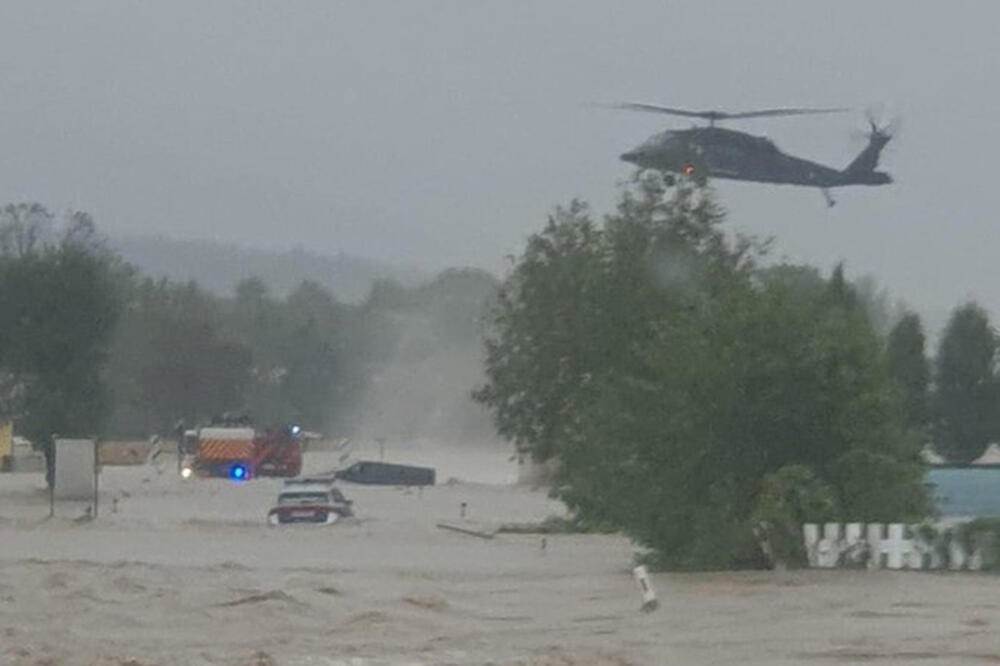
left=842, top=120, right=892, bottom=182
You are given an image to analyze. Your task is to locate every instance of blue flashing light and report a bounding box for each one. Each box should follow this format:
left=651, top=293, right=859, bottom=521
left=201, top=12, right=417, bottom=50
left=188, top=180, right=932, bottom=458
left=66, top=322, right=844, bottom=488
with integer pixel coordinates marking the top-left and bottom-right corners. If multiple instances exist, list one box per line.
left=230, top=464, right=248, bottom=481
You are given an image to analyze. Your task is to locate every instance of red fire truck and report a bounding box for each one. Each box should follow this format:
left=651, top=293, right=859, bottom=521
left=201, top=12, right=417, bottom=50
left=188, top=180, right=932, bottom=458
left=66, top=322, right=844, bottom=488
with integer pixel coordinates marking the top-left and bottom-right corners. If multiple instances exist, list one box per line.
left=181, top=423, right=303, bottom=479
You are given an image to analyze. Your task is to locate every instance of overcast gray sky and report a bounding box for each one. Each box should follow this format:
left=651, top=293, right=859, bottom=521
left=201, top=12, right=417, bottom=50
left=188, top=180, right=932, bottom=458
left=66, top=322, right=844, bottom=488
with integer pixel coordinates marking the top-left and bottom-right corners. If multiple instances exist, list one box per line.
left=0, top=1, right=997, bottom=335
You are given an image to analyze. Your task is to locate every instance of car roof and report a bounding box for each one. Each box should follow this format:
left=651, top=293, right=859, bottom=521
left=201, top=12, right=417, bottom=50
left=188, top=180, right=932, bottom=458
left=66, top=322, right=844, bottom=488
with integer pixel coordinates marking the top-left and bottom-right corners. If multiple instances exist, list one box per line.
left=284, top=476, right=337, bottom=485
left=279, top=484, right=331, bottom=494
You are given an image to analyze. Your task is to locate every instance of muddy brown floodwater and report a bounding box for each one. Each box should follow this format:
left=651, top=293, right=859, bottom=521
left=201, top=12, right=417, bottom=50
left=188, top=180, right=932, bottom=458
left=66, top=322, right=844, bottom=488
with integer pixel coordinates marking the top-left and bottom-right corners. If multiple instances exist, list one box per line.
left=1, top=446, right=997, bottom=665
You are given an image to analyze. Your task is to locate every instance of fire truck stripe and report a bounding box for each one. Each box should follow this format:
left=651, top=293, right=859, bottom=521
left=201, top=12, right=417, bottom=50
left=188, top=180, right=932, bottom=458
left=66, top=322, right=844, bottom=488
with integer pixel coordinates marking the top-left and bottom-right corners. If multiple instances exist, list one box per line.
left=199, top=439, right=255, bottom=460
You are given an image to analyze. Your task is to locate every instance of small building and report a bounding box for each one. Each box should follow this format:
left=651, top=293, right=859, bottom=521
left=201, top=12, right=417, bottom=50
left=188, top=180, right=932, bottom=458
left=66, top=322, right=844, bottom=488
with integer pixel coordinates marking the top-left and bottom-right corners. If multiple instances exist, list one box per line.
left=972, top=443, right=1000, bottom=467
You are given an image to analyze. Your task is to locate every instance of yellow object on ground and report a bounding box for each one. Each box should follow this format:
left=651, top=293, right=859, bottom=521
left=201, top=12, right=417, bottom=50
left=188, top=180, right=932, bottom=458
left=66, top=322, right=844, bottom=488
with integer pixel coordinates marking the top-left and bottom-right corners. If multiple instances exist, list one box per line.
left=0, top=422, right=12, bottom=459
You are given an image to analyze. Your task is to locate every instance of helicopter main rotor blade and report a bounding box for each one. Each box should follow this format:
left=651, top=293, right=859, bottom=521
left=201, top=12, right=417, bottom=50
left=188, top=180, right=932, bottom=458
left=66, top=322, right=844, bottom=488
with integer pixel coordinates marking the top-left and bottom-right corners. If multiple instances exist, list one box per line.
left=610, top=103, right=724, bottom=119
left=723, top=107, right=849, bottom=119
left=610, top=103, right=848, bottom=122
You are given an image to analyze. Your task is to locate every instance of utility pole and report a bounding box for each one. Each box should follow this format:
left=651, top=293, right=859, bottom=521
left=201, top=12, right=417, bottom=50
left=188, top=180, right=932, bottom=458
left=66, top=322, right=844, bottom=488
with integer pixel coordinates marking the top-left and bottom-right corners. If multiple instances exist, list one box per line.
left=92, top=438, right=99, bottom=518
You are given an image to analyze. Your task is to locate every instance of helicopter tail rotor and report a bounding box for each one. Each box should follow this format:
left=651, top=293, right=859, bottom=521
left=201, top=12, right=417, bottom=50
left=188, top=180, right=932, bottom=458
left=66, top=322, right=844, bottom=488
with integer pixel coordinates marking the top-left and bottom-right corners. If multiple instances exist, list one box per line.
left=843, top=108, right=897, bottom=180
left=850, top=114, right=898, bottom=144
left=859, top=105, right=900, bottom=140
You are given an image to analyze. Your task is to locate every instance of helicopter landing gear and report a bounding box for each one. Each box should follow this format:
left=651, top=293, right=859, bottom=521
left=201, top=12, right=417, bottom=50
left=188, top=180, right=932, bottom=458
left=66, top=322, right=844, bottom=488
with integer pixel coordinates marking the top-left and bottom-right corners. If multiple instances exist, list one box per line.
left=820, top=188, right=836, bottom=207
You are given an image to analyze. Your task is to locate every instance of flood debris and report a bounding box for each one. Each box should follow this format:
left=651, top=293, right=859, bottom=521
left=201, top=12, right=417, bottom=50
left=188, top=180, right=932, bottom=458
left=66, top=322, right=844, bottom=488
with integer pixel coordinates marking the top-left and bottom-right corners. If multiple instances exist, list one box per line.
left=214, top=590, right=299, bottom=608
left=402, top=594, right=448, bottom=611
left=632, top=566, right=659, bottom=613
left=436, top=521, right=497, bottom=539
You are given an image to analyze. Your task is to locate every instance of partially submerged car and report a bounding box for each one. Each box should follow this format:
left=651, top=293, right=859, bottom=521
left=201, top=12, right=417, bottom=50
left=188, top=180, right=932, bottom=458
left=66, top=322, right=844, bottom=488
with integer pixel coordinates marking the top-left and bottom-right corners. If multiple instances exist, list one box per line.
left=334, top=460, right=435, bottom=486
left=267, top=477, right=354, bottom=525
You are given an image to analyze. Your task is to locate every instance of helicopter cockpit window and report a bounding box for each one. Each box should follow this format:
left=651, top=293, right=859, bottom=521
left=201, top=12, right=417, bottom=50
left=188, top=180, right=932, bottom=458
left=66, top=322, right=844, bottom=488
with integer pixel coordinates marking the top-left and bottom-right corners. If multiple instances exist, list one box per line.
left=640, top=130, right=678, bottom=151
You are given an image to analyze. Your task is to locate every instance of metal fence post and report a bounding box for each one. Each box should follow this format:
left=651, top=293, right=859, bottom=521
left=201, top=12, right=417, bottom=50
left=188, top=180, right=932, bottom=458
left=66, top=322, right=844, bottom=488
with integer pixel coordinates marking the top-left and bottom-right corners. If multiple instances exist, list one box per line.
left=92, top=438, right=99, bottom=518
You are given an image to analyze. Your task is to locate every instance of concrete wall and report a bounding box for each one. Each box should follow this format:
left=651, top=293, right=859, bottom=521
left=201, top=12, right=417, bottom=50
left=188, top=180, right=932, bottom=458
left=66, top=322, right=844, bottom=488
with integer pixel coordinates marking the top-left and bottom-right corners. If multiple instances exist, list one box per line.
left=54, top=439, right=96, bottom=500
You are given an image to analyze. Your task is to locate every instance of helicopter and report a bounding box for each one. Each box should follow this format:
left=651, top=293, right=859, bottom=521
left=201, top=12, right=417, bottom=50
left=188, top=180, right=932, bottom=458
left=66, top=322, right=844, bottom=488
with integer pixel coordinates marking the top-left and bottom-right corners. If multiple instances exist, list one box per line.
left=613, top=103, right=893, bottom=207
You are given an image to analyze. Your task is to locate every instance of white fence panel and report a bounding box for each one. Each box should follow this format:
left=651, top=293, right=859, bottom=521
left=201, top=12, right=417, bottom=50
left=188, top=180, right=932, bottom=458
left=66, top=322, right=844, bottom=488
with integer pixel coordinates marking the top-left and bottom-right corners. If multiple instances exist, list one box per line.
left=802, top=522, right=982, bottom=571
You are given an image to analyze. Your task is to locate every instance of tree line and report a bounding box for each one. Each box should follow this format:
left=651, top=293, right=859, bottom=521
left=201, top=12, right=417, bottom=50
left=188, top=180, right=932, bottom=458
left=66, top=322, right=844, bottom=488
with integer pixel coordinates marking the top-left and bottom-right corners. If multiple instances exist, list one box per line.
left=474, top=175, right=1000, bottom=569
left=2, top=189, right=997, bottom=570
left=898, top=301, right=1000, bottom=464
left=0, top=203, right=496, bottom=459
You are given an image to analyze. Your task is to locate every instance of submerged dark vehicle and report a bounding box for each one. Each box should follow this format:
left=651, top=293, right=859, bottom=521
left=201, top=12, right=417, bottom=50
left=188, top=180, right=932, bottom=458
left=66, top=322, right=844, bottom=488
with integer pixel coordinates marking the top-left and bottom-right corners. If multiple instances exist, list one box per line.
left=335, top=461, right=436, bottom=486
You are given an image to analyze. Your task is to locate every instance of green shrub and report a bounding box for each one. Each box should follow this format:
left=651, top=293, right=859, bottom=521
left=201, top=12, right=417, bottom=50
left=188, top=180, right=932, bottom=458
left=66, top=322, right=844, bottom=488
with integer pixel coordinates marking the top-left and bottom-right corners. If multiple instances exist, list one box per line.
left=751, top=465, right=840, bottom=567
left=955, top=518, right=1000, bottom=571
left=830, top=450, right=930, bottom=523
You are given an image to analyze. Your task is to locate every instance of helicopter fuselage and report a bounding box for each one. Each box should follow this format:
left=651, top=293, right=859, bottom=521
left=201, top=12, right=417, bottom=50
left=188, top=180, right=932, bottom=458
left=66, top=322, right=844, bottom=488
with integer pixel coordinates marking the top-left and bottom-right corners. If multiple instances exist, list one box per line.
left=620, top=126, right=890, bottom=189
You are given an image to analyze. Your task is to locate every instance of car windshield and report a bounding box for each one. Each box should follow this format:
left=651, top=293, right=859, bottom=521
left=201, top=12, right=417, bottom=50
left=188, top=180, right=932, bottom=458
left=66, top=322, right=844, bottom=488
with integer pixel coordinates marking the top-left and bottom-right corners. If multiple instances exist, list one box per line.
left=278, top=492, right=328, bottom=506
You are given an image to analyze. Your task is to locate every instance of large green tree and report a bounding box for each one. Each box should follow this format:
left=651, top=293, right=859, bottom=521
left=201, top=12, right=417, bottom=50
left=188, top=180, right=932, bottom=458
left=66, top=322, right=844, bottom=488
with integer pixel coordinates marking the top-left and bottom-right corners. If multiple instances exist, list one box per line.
left=105, top=277, right=252, bottom=434
left=224, top=277, right=349, bottom=429
left=474, top=198, right=609, bottom=461
left=280, top=280, right=345, bottom=427
left=933, top=302, right=1000, bottom=463
left=886, top=312, right=930, bottom=432
left=477, top=177, right=926, bottom=569
left=0, top=206, right=122, bottom=481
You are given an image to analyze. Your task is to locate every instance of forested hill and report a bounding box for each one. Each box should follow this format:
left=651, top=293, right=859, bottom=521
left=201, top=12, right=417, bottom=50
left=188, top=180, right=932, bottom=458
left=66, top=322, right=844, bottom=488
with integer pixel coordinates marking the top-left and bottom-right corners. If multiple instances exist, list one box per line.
left=111, top=234, right=426, bottom=301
